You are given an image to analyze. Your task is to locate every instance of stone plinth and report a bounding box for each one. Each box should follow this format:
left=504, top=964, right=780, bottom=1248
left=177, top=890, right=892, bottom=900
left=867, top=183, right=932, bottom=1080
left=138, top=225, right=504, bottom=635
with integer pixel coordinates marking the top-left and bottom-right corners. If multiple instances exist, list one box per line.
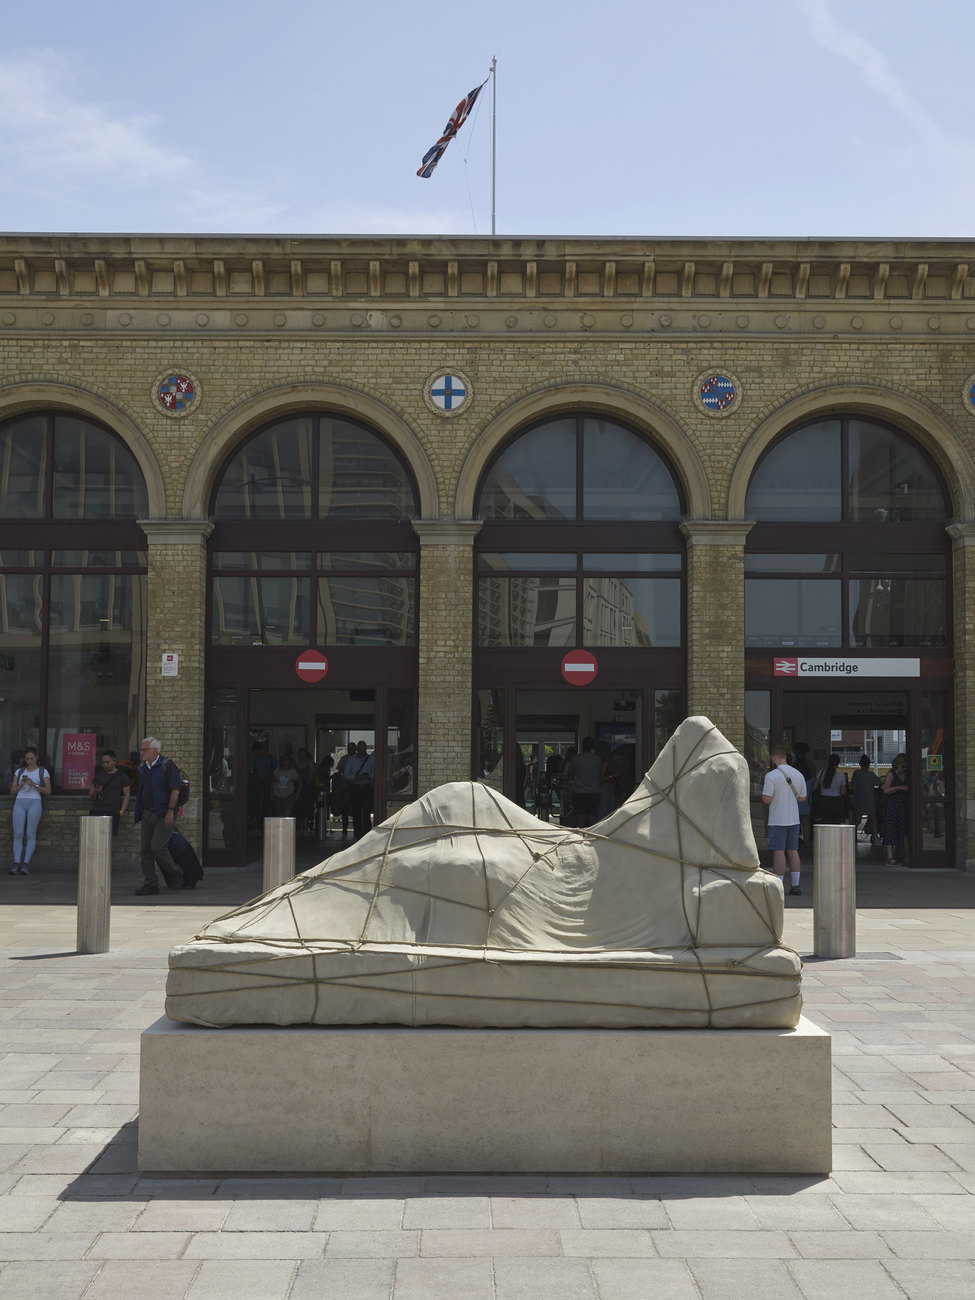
left=138, top=1016, right=831, bottom=1174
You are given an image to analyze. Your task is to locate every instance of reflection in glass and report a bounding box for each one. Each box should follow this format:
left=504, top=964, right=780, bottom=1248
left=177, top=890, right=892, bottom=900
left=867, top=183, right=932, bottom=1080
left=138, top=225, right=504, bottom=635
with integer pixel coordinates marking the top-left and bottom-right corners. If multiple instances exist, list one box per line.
left=745, top=578, right=842, bottom=646
left=584, top=553, right=681, bottom=572
left=0, top=415, right=47, bottom=517
left=582, top=419, right=682, bottom=520
left=849, top=420, right=947, bottom=522
left=746, top=421, right=842, bottom=520
left=46, top=574, right=146, bottom=786
left=206, top=691, right=237, bottom=851
left=582, top=578, right=680, bottom=647
left=318, top=552, right=416, bottom=571
left=850, top=579, right=946, bottom=647
left=317, top=576, right=414, bottom=645
left=0, top=551, right=43, bottom=567
left=0, top=591, right=42, bottom=778
left=386, top=688, right=416, bottom=803
left=211, top=576, right=310, bottom=645
left=480, top=553, right=576, bottom=572
left=478, top=576, right=575, bottom=646
left=318, top=421, right=416, bottom=519
left=212, top=552, right=312, bottom=571
left=745, top=691, right=771, bottom=819
left=213, top=418, right=314, bottom=520
left=0, top=573, right=44, bottom=636
left=477, top=420, right=576, bottom=520
left=654, top=689, right=684, bottom=759
left=52, top=551, right=146, bottom=568
left=476, top=688, right=505, bottom=785
left=52, top=417, right=148, bottom=518
left=920, top=691, right=948, bottom=853
left=744, top=554, right=838, bottom=573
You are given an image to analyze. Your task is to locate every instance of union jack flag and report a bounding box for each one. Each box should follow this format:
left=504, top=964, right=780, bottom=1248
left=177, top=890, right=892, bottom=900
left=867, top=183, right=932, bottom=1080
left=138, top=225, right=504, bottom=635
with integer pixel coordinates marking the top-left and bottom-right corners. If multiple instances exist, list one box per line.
left=417, top=79, right=487, bottom=179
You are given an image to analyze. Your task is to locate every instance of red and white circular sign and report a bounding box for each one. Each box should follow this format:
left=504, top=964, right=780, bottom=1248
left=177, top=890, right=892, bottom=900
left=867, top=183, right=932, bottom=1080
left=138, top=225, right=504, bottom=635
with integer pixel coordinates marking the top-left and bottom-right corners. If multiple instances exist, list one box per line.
left=561, top=649, right=598, bottom=685
left=295, top=649, right=329, bottom=682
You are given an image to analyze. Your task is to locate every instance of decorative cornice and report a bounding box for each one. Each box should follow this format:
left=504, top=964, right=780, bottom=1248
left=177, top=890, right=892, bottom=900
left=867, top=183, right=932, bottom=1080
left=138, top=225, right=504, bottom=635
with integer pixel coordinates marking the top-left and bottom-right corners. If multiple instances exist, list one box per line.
left=680, top=520, right=755, bottom=546
left=412, top=519, right=483, bottom=546
left=946, top=522, right=975, bottom=548
left=138, top=518, right=214, bottom=546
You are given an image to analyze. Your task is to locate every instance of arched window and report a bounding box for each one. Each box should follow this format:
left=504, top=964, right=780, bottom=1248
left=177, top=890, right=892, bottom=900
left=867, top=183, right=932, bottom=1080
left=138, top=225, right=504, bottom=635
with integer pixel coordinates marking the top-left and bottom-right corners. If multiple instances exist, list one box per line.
left=209, top=414, right=419, bottom=647
left=744, top=417, right=950, bottom=650
left=0, top=414, right=149, bottom=788
left=212, top=414, right=417, bottom=521
left=475, top=415, right=684, bottom=649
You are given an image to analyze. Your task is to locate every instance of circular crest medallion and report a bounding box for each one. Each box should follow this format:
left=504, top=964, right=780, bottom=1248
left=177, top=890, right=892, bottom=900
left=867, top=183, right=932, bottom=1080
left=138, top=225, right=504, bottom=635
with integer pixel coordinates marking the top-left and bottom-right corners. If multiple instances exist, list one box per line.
left=152, top=369, right=200, bottom=418
left=693, top=369, right=742, bottom=418
left=423, top=368, right=473, bottom=417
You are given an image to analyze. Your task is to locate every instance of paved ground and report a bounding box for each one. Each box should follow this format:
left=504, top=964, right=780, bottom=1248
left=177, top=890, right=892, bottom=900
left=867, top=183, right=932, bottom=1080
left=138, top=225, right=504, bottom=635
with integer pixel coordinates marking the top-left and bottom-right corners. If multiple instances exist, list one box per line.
left=1, top=858, right=974, bottom=1299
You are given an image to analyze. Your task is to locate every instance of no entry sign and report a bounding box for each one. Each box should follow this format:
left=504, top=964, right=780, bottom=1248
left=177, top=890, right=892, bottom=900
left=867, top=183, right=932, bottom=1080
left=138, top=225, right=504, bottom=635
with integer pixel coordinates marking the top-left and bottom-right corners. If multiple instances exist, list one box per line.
left=295, top=649, right=329, bottom=683
left=561, top=649, right=598, bottom=685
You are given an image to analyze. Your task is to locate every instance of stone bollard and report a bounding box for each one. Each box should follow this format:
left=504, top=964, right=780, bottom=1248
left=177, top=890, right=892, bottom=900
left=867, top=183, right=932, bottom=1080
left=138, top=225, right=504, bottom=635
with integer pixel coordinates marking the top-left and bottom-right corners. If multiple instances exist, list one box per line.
left=263, top=818, right=296, bottom=893
left=813, top=823, right=856, bottom=958
left=78, top=817, right=112, bottom=954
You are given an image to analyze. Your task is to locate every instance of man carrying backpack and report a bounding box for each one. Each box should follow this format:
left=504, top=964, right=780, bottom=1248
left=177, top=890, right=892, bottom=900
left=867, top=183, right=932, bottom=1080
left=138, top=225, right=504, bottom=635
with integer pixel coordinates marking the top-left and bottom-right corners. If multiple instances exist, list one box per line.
left=133, top=736, right=183, bottom=895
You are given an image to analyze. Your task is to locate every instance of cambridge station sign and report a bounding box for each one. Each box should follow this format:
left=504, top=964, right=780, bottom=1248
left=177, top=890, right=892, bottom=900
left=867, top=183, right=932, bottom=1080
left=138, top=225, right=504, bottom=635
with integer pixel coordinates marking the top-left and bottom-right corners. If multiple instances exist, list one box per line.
left=773, top=657, right=921, bottom=679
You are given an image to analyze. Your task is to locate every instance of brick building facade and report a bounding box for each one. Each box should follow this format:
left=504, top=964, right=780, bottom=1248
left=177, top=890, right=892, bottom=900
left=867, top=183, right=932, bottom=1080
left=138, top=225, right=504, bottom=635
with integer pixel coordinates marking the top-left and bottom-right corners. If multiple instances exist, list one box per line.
left=1, top=235, right=973, bottom=868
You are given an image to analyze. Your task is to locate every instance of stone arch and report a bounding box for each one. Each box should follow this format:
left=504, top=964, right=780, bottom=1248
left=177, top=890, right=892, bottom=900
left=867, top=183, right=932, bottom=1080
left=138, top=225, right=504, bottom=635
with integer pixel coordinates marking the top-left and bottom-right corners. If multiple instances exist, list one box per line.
left=182, top=383, right=440, bottom=519
left=0, top=381, right=166, bottom=516
left=727, top=384, right=974, bottom=520
left=454, top=383, right=711, bottom=519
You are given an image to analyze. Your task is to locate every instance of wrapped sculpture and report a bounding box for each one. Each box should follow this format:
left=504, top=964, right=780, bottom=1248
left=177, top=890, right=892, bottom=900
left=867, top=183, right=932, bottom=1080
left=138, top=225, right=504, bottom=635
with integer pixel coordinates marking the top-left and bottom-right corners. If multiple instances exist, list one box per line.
left=167, top=716, right=802, bottom=1029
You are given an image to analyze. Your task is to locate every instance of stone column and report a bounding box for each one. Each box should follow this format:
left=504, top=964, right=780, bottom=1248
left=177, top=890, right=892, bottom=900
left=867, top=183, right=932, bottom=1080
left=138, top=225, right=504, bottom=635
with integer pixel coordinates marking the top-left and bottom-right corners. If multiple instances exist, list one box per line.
left=679, top=520, right=754, bottom=752
left=138, top=518, right=214, bottom=850
left=412, top=520, right=482, bottom=794
left=947, top=523, right=975, bottom=869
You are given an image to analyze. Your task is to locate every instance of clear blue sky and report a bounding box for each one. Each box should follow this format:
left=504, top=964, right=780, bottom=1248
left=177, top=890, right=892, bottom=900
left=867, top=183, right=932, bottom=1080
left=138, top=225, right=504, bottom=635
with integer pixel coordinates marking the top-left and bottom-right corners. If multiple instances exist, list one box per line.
left=1, top=0, right=970, bottom=238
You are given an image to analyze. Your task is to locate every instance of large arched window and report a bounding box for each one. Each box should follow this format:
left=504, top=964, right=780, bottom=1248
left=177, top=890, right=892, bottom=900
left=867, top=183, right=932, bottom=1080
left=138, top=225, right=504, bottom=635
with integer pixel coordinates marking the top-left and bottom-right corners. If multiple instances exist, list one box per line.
left=0, top=413, right=149, bottom=788
left=209, top=413, right=419, bottom=647
left=475, top=415, right=685, bottom=649
left=744, top=417, right=950, bottom=650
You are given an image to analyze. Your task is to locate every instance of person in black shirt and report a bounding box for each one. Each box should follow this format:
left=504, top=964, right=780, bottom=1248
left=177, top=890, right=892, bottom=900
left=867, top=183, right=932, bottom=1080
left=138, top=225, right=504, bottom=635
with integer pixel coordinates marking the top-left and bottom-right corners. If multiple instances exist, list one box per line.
left=88, top=750, right=131, bottom=835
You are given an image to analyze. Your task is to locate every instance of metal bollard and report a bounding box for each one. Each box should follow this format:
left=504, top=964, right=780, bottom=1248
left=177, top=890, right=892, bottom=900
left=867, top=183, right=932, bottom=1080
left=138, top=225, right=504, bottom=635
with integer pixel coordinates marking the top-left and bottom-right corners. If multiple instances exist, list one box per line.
left=813, top=823, right=856, bottom=958
left=77, top=817, right=112, bottom=954
left=263, top=817, right=296, bottom=893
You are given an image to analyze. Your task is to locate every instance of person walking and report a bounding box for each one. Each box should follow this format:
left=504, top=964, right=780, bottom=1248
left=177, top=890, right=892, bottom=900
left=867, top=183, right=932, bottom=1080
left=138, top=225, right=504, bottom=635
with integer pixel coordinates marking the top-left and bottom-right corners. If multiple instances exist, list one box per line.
left=133, top=737, right=183, bottom=895
left=9, top=745, right=51, bottom=874
left=345, top=741, right=375, bottom=841
left=564, top=737, right=604, bottom=829
left=850, top=754, right=880, bottom=844
left=762, top=746, right=804, bottom=895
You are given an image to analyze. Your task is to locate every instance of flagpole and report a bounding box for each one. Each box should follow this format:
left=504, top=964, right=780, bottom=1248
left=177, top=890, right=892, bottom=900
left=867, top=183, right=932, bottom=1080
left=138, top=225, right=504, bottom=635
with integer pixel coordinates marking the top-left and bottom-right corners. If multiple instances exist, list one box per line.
left=491, top=56, right=497, bottom=236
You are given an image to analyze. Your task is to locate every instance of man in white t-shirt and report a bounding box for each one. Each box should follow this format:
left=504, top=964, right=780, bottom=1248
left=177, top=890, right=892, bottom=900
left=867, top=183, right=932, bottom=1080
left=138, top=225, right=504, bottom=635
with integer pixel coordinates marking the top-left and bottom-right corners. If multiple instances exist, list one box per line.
left=762, top=746, right=804, bottom=896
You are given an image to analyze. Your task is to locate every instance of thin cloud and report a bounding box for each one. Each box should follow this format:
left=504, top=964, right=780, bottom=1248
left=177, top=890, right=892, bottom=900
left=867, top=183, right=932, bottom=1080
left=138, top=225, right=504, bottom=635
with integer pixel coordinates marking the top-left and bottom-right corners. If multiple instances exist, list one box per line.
left=796, top=0, right=954, bottom=160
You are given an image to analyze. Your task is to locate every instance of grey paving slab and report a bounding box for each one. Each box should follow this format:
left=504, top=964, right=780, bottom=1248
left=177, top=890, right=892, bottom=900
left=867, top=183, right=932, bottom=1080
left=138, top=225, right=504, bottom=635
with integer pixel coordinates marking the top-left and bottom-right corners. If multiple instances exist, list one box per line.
left=400, top=1195, right=489, bottom=1228
left=419, top=1227, right=561, bottom=1256
left=576, top=1196, right=668, bottom=1229
left=743, top=1194, right=851, bottom=1231
left=788, top=1229, right=892, bottom=1258
left=132, top=1200, right=231, bottom=1232
left=589, top=1257, right=699, bottom=1300
left=830, top=1193, right=940, bottom=1231
left=491, top=1196, right=581, bottom=1228
left=85, top=1230, right=192, bottom=1257
left=0, top=1232, right=97, bottom=1259
left=182, top=1230, right=327, bottom=1258
left=314, top=1197, right=406, bottom=1231
left=662, top=1195, right=761, bottom=1229
left=880, top=1258, right=975, bottom=1299
left=493, top=1256, right=597, bottom=1299
left=559, top=1228, right=656, bottom=1257
left=878, top=1228, right=975, bottom=1257
left=83, top=1259, right=201, bottom=1299
left=688, top=1257, right=804, bottom=1300
left=785, top=1258, right=907, bottom=1299
left=393, top=1256, right=495, bottom=1300
left=0, top=1260, right=102, bottom=1300
left=184, top=1258, right=297, bottom=1299
left=221, top=1198, right=318, bottom=1231
left=290, top=1257, right=395, bottom=1300
left=323, top=1229, right=420, bottom=1257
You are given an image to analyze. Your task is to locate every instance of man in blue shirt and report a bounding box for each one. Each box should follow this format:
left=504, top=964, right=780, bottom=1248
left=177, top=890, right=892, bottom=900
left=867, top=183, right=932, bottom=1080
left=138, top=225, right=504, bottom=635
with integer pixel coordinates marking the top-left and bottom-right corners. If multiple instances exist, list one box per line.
left=133, top=736, right=183, bottom=895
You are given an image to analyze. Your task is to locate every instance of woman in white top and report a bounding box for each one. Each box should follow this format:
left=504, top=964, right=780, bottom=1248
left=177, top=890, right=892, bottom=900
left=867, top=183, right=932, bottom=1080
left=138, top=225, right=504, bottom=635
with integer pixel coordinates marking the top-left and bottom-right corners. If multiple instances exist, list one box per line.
left=9, top=745, right=52, bottom=874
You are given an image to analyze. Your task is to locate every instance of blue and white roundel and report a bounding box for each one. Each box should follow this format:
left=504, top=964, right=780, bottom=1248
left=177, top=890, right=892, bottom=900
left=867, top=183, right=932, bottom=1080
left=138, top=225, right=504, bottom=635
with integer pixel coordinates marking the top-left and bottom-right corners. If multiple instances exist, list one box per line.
left=699, top=374, right=736, bottom=411
left=429, top=373, right=468, bottom=412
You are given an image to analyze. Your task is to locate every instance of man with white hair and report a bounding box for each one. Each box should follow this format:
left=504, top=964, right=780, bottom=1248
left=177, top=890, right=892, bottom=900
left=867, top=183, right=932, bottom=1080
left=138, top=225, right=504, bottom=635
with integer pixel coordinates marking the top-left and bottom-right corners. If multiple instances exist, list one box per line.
left=133, top=736, right=183, bottom=895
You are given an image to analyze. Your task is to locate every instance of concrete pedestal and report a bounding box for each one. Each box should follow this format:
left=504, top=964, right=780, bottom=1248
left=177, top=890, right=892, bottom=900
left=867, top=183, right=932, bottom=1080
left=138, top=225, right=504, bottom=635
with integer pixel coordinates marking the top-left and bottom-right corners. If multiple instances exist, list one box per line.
left=138, top=1016, right=831, bottom=1175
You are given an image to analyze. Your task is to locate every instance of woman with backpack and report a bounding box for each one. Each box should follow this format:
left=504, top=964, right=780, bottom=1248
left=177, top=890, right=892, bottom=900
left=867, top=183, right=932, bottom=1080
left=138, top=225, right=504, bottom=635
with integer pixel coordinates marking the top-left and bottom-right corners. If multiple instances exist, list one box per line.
left=9, top=745, right=52, bottom=874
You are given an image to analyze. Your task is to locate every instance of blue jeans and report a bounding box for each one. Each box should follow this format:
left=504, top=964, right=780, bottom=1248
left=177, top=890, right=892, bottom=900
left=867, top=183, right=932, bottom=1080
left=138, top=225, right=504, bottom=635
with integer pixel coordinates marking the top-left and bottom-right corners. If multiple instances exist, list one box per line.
left=12, top=799, right=42, bottom=864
